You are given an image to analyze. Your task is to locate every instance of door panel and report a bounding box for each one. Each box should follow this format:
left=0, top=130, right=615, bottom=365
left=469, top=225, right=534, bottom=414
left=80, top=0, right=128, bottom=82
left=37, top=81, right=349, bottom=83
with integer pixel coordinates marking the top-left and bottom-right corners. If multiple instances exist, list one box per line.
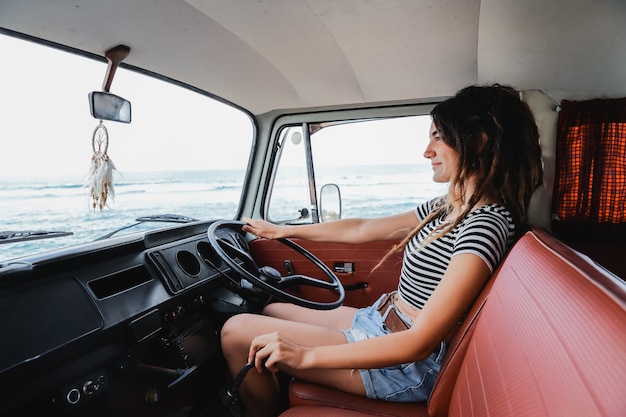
left=249, top=238, right=403, bottom=308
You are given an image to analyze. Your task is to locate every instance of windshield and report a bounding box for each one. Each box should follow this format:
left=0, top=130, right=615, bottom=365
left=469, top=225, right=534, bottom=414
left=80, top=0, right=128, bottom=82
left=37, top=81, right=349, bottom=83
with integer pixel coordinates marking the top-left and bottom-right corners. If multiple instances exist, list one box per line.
left=0, top=34, right=253, bottom=262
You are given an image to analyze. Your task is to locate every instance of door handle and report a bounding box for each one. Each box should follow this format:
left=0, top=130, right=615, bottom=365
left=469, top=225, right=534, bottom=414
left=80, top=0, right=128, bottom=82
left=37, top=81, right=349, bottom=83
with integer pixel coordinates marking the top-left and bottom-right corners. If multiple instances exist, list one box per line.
left=333, top=262, right=355, bottom=274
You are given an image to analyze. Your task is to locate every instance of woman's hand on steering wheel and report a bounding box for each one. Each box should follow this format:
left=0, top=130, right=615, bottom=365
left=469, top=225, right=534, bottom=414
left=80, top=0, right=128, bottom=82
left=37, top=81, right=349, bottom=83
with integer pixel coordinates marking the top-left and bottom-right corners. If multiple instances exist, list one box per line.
left=241, top=217, right=284, bottom=240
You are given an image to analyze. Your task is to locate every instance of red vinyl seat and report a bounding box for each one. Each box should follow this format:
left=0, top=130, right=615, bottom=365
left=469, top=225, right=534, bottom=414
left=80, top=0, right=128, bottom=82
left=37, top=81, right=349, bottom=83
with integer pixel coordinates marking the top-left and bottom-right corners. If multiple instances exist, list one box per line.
left=280, top=228, right=626, bottom=417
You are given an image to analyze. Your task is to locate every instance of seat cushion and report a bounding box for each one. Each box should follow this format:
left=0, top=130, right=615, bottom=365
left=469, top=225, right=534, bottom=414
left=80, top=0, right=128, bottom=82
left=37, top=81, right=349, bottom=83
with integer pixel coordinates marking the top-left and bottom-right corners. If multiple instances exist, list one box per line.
left=279, top=405, right=401, bottom=417
left=288, top=380, right=428, bottom=417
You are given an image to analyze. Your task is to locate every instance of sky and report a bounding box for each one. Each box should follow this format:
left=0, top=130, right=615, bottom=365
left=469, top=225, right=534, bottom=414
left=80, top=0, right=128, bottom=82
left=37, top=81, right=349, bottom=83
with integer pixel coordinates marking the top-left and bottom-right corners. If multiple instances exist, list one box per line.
left=1, top=33, right=432, bottom=179
left=0, top=34, right=254, bottom=178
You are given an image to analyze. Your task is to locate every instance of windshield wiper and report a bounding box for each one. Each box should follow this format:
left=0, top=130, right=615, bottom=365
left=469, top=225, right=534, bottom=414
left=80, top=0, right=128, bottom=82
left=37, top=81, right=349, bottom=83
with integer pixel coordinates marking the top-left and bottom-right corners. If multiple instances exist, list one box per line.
left=0, top=230, right=73, bottom=244
left=97, top=214, right=199, bottom=240
left=134, top=214, right=199, bottom=223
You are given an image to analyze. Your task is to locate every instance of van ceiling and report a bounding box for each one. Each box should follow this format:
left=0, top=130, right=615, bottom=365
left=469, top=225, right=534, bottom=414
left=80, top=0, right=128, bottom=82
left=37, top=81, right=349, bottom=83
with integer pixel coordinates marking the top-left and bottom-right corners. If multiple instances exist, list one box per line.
left=1, top=0, right=624, bottom=114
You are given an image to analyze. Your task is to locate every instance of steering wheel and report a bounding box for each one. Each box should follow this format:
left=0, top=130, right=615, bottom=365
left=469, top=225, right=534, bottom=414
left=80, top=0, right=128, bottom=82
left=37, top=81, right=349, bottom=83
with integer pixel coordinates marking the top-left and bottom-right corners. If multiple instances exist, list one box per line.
left=207, top=220, right=345, bottom=310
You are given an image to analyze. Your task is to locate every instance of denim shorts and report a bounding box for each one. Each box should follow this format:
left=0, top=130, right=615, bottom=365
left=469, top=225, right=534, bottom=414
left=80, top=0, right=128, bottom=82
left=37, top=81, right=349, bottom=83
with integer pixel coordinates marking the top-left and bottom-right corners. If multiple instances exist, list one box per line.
left=342, top=294, right=448, bottom=402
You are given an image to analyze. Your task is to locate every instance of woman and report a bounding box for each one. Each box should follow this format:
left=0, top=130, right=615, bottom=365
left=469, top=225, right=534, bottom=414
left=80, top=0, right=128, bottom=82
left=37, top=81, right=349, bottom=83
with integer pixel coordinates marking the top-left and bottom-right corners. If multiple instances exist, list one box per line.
left=220, top=84, right=544, bottom=417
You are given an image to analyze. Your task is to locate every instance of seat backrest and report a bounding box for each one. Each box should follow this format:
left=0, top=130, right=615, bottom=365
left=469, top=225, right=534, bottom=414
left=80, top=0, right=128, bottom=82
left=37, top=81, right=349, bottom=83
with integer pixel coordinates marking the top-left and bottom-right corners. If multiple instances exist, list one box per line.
left=426, top=252, right=500, bottom=416
left=441, top=229, right=626, bottom=416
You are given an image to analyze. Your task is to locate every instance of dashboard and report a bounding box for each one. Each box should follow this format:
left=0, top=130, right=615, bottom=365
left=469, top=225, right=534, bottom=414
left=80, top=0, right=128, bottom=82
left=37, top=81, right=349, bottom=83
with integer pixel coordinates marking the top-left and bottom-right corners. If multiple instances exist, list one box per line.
left=0, top=220, right=265, bottom=415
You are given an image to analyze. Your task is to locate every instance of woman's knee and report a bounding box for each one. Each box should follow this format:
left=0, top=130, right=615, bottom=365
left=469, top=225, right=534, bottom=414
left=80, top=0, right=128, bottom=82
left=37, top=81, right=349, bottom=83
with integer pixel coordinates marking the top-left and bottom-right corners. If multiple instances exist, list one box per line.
left=221, top=313, right=256, bottom=352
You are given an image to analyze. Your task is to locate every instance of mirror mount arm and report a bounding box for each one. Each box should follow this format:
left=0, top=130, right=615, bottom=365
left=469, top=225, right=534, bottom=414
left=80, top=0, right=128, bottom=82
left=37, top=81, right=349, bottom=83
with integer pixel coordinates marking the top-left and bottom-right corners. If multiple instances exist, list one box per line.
left=102, top=45, right=130, bottom=93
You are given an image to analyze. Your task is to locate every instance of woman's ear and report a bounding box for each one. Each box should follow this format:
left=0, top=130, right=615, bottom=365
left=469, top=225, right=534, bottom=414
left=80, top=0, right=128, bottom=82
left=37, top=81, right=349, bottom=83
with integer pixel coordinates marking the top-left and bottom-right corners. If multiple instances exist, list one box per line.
left=467, top=133, right=489, bottom=172
left=469, top=132, right=489, bottom=157
left=477, top=132, right=488, bottom=152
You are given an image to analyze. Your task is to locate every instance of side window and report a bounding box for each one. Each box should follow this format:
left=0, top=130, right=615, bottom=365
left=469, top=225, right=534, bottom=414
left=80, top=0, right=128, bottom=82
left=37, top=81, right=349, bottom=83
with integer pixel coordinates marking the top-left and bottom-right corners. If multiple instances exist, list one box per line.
left=267, top=116, right=446, bottom=222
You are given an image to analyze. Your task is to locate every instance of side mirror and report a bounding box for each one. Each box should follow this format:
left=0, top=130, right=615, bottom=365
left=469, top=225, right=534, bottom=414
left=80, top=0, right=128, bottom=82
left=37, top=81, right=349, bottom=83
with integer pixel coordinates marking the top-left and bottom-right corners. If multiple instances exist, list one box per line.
left=319, top=183, right=342, bottom=222
left=88, top=91, right=131, bottom=123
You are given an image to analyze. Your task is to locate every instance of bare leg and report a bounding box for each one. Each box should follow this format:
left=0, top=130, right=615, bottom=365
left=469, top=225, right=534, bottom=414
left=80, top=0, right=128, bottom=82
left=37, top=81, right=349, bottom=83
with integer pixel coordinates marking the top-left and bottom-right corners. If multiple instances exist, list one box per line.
left=220, top=306, right=364, bottom=417
left=262, top=302, right=358, bottom=329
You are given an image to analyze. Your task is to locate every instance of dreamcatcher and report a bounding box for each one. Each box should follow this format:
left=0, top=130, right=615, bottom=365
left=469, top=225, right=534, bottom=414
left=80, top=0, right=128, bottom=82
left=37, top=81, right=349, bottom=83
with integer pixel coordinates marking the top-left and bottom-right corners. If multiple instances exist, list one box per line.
left=86, top=120, right=116, bottom=210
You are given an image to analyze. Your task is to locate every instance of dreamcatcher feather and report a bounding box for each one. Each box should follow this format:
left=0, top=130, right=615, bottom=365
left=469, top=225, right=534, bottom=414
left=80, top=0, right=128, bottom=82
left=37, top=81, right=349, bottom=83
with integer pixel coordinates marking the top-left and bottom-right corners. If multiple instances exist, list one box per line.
left=86, top=120, right=116, bottom=210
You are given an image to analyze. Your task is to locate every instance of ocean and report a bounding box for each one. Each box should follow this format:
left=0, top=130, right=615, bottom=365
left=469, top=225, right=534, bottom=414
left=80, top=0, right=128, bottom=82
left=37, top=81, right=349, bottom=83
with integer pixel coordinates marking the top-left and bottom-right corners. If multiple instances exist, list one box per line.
left=0, top=164, right=445, bottom=262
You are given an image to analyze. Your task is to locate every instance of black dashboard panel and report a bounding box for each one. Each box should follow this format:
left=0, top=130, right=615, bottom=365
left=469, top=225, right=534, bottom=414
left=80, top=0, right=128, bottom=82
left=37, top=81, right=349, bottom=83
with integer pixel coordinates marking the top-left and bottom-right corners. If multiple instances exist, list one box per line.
left=0, top=276, right=103, bottom=374
left=0, top=220, right=260, bottom=415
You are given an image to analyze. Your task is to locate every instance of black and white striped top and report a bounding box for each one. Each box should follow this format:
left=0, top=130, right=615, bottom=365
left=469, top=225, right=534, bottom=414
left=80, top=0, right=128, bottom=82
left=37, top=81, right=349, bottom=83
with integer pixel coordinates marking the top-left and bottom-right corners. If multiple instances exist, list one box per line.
left=397, top=198, right=515, bottom=310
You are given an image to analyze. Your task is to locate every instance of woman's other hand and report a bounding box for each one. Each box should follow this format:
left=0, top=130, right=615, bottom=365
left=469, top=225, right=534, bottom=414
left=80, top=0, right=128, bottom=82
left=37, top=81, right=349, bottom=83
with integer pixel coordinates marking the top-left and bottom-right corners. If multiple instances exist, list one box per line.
left=248, top=331, right=311, bottom=373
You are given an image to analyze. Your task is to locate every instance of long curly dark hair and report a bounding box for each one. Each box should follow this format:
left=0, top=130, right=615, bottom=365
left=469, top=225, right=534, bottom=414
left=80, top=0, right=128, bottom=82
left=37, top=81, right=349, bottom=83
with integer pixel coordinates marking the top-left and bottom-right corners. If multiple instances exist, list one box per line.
left=379, top=84, right=544, bottom=262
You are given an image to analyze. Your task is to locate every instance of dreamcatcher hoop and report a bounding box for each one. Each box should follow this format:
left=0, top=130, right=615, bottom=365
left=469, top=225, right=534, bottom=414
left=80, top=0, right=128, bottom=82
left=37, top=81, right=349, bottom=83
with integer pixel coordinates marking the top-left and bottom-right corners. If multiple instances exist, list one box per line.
left=86, top=120, right=116, bottom=210
left=92, top=121, right=109, bottom=155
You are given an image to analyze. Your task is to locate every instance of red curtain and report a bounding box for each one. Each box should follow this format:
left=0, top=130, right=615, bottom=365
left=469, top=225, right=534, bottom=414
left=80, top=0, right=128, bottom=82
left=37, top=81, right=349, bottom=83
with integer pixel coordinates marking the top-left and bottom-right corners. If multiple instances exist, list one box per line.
left=552, top=97, right=626, bottom=239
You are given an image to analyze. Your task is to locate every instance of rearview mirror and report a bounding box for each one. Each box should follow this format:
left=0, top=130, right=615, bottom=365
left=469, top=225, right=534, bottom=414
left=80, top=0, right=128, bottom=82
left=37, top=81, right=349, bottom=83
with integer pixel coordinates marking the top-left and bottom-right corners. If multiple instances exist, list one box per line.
left=88, top=91, right=131, bottom=123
